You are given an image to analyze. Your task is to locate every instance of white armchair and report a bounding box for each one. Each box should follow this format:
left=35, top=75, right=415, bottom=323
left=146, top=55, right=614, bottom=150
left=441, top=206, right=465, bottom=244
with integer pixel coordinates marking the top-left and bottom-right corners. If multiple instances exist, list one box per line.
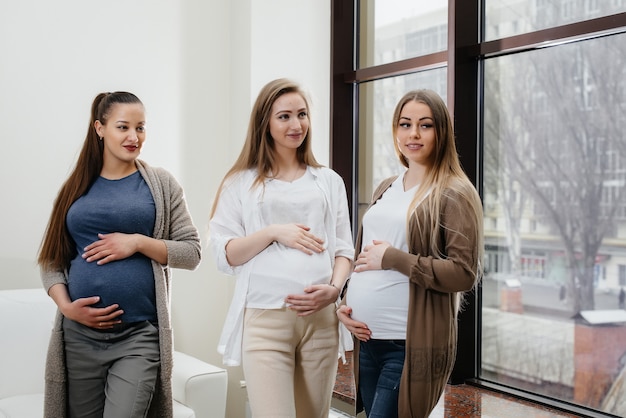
left=172, top=351, right=227, bottom=418
left=0, top=288, right=227, bottom=418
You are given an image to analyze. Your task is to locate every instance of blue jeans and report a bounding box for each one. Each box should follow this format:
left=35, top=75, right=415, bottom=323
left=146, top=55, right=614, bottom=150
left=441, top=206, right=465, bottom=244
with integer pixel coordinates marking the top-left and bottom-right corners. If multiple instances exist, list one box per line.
left=358, top=339, right=405, bottom=418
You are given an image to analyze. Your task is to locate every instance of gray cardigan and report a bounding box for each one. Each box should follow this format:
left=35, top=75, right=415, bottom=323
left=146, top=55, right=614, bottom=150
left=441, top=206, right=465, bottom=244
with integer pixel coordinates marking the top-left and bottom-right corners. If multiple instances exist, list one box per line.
left=41, top=160, right=201, bottom=418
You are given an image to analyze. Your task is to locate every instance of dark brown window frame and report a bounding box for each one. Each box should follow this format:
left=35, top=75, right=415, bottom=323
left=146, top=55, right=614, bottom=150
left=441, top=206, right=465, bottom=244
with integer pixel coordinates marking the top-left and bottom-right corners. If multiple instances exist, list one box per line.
left=330, top=1, right=626, bottom=416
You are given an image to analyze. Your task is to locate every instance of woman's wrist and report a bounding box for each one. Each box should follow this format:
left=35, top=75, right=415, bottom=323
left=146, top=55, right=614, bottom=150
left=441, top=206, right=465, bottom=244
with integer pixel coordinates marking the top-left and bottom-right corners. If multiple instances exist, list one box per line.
left=328, top=283, right=341, bottom=308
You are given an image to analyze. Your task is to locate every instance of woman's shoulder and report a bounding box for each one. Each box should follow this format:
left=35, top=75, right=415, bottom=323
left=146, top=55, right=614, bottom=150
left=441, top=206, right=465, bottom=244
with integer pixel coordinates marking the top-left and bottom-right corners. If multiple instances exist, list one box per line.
left=373, top=176, right=398, bottom=197
left=309, top=165, right=345, bottom=184
left=441, top=176, right=481, bottom=207
left=443, top=176, right=478, bottom=195
left=136, top=159, right=176, bottom=182
left=377, top=175, right=398, bottom=188
left=310, top=165, right=334, bottom=176
left=223, top=168, right=256, bottom=186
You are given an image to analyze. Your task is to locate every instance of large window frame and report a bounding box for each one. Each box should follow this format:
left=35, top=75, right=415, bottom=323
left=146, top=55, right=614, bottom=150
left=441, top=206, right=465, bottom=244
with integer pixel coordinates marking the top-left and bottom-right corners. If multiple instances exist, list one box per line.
left=330, top=1, right=626, bottom=416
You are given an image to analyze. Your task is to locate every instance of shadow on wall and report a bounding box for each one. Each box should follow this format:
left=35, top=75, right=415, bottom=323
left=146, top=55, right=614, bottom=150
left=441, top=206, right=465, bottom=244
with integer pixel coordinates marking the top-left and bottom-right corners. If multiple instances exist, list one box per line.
left=1, top=258, right=42, bottom=290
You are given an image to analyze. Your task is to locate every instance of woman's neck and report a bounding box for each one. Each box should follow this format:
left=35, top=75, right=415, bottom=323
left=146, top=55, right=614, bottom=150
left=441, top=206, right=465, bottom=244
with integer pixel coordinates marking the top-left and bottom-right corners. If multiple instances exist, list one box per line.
left=403, top=163, right=428, bottom=191
left=101, top=160, right=138, bottom=180
left=271, top=156, right=305, bottom=182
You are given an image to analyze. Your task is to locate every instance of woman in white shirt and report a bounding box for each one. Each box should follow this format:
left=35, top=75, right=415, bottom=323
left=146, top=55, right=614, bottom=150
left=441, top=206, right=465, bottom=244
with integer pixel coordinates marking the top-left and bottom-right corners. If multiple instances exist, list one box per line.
left=209, top=78, right=354, bottom=418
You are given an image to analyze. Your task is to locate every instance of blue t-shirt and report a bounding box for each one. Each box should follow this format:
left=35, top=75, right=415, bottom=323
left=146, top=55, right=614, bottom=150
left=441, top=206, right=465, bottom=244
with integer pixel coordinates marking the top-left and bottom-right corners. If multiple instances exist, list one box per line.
left=66, top=171, right=157, bottom=323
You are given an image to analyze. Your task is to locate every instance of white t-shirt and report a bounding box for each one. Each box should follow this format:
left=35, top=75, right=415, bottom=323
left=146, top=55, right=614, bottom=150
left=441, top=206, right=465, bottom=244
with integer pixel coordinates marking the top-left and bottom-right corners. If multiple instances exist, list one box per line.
left=346, top=175, right=415, bottom=339
left=247, top=170, right=332, bottom=308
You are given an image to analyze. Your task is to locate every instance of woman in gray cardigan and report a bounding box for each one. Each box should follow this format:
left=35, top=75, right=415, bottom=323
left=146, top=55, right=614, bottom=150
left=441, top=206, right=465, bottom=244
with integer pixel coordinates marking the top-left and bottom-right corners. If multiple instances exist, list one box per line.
left=38, top=92, right=201, bottom=418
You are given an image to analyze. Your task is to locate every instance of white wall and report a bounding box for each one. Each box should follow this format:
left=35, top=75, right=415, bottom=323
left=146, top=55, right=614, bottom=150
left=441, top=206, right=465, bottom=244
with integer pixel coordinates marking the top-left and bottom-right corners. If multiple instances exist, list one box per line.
left=0, top=1, right=330, bottom=417
left=0, top=0, right=184, bottom=285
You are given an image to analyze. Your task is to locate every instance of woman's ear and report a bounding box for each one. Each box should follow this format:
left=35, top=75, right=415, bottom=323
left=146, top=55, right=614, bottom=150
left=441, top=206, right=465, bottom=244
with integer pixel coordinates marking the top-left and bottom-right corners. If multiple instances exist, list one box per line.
left=94, top=120, right=103, bottom=138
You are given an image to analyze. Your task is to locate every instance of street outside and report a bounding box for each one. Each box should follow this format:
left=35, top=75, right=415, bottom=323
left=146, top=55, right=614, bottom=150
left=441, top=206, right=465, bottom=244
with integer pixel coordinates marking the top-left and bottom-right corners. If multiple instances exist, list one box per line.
left=481, top=276, right=623, bottom=319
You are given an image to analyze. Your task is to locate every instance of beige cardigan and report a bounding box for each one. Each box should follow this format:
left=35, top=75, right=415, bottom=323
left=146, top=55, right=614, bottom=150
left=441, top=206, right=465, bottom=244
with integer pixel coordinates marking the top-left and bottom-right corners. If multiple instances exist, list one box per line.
left=40, top=160, right=201, bottom=418
left=350, top=175, right=481, bottom=418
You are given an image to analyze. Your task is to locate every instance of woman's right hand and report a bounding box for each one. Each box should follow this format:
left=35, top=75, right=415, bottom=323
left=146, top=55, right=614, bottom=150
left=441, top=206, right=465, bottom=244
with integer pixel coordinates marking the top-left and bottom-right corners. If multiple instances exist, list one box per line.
left=61, top=296, right=123, bottom=330
left=225, top=223, right=325, bottom=266
left=336, top=305, right=371, bottom=342
left=272, top=223, right=325, bottom=255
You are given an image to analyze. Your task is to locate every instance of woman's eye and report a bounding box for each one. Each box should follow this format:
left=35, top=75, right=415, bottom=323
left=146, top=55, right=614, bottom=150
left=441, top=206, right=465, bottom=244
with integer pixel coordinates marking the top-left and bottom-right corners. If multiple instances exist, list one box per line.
left=137, top=126, right=145, bottom=132
left=420, top=124, right=433, bottom=129
left=399, top=123, right=411, bottom=128
left=118, top=125, right=128, bottom=131
left=298, top=112, right=308, bottom=118
left=278, top=114, right=289, bottom=120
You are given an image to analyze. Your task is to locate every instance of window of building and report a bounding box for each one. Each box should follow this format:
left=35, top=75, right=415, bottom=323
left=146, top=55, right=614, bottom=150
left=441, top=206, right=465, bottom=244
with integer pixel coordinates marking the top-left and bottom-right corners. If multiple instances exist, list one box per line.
left=331, top=1, right=626, bottom=416
left=484, top=0, right=621, bottom=40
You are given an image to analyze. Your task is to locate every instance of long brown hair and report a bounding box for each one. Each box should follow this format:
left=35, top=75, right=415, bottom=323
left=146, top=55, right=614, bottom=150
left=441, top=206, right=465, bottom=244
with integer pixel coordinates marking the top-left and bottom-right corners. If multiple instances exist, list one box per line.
left=392, top=89, right=484, bottom=280
left=38, top=91, right=143, bottom=272
left=209, top=78, right=321, bottom=218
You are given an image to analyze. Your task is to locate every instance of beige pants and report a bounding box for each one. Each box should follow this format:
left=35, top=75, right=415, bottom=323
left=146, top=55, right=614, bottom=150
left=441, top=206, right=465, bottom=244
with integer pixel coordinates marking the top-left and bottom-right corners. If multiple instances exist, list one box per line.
left=242, top=305, right=339, bottom=418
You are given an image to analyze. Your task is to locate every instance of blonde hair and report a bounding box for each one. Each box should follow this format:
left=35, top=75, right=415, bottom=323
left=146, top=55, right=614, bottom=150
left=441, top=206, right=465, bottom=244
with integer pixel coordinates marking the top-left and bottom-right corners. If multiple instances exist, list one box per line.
left=392, top=89, right=484, bottom=282
left=209, top=78, right=321, bottom=218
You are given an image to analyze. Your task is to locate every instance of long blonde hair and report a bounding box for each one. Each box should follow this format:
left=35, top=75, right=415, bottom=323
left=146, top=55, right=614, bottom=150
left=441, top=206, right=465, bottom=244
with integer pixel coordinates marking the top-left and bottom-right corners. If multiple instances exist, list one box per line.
left=209, top=78, right=321, bottom=218
left=392, top=89, right=484, bottom=281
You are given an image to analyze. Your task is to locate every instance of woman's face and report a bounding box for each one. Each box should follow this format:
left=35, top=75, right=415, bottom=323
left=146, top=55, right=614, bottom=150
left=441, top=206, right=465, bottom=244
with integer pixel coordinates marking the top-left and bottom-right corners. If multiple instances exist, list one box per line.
left=268, top=92, right=309, bottom=154
left=395, top=100, right=436, bottom=168
left=95, top=103, right=146, bottom=168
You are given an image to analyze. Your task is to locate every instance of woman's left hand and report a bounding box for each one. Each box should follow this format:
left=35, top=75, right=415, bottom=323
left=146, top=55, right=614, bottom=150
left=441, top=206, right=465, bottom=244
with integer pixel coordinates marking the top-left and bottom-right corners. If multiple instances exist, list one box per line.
left=354, top=240, right=391, bottom=272
left=285, top=284, right=339, bottom=317
left=83, top=233, right=138, bottom=265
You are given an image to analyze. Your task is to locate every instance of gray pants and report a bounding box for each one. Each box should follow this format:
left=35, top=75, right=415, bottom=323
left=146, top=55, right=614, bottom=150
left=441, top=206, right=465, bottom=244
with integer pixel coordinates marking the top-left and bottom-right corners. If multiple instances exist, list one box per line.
left=63, top=319, right=160, bottom=418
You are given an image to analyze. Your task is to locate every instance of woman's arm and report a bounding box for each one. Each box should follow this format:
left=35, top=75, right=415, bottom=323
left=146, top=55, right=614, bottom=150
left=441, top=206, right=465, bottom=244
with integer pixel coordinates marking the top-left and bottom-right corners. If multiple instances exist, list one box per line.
left=80, top=169, right=200, bottom=268
left=159, top=169, right=201, bottom=269
left=82, top=232, right=168, bottom=265
left=285, top=255, right=353, bottom=316
left=382, top=189, right=481, bottom=293
left=226, top=223, right=325, bottom=266
left=336, top=305, right=371, bottom=342
left=47, top=282, right=123, bottom=329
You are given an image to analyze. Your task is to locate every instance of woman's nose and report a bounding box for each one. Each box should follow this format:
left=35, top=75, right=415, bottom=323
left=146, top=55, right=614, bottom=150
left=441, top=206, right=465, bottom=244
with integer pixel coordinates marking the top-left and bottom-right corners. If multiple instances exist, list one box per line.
left=290, top=118, right=302, bottom=128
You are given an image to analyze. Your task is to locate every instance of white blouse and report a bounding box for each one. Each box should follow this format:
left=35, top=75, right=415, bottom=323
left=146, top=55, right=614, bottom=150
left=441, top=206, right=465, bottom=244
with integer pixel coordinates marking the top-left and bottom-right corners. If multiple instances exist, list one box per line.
left=209, top=166, right=354, bottom=365
left=248, top=170, right=332, bottom=307
left=347, top=175, right=415, bottom=339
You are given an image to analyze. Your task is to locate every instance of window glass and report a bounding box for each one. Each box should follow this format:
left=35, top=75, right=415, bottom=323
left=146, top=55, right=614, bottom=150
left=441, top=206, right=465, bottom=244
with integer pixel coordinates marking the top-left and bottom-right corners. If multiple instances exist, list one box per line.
left=357, top=69, right=447, bottom=221
left=485, top=0, right=625, bottom=41
left=359, top=0, right=448, bottom=68
left=481, top=32, right=626, bottom=414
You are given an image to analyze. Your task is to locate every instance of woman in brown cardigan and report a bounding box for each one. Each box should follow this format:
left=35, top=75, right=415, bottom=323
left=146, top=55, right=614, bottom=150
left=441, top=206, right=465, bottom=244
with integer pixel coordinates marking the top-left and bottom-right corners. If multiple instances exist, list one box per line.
left=337, top=89, right=484, bottom=418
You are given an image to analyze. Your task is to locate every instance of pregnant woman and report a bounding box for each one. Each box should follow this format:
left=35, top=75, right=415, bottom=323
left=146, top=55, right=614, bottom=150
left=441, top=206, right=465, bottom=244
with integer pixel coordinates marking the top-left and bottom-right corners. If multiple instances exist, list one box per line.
left=38, top=91, right=201, bottom=418
left=338, top=89, right=484, bottom=418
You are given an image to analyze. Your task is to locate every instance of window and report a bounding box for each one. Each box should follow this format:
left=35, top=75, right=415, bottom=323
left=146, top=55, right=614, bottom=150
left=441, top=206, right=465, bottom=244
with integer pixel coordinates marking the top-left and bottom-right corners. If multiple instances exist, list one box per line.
left=331, top=1, right=626, bottom=416
left=485, top=0, right=622, bottom=40
left=360, top=0, right=448, bottom=67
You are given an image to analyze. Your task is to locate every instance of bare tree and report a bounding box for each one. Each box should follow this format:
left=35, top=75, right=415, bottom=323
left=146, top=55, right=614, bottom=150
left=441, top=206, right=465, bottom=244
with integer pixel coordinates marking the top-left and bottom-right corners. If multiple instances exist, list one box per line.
left=484, top=67, right=525, bottom=275
left=484, top=34, right=626, bottom=312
